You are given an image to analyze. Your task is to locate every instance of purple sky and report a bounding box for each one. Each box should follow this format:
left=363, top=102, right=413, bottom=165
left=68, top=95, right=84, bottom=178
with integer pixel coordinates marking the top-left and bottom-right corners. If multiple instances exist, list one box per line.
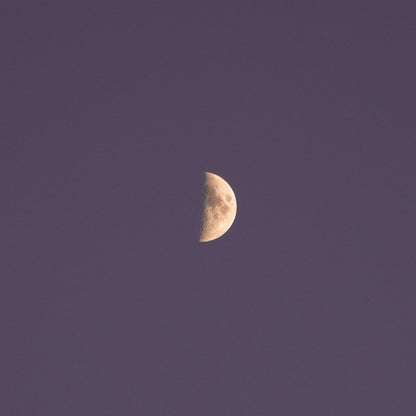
left=2, top=1, right=415, bottom=415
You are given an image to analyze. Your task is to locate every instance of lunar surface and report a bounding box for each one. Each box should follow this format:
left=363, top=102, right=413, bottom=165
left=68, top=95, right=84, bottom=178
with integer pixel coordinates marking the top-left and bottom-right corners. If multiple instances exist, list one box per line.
left=200, top=172, right=237, bottom=242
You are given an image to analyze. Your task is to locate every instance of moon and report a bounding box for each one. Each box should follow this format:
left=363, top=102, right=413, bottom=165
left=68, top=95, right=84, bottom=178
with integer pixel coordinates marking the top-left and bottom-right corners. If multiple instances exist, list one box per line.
left=200, top=172, right=237, bottom=242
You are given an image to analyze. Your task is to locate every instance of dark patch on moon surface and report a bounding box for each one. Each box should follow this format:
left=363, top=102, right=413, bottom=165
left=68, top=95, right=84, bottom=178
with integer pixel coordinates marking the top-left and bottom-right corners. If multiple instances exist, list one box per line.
left=205, top=187, right=230, bottom=221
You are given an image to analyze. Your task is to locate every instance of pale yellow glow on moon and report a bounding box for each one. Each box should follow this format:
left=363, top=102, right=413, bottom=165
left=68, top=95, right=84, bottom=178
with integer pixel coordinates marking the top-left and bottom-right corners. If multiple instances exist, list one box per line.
left=199, top=172, right=237, bottom=242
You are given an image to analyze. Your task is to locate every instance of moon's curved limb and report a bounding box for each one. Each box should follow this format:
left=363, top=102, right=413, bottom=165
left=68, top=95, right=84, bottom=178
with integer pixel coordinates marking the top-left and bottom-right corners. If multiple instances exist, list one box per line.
left=200, top=172, right=237, bottom=242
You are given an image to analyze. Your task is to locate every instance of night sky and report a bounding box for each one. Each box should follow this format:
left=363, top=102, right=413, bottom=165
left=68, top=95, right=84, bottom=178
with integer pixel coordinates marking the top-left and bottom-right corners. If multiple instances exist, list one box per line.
left=2, top=2, right=415, bottom=415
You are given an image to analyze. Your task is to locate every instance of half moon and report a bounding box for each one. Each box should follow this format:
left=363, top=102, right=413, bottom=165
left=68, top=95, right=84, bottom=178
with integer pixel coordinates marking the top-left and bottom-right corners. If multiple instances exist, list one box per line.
left=200, top=172, right=237, bottom=242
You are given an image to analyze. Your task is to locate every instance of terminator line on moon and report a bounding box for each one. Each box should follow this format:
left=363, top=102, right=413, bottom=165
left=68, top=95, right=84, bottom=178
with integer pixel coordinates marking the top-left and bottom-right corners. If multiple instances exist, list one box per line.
left=199, top=172, right=237, bottom=242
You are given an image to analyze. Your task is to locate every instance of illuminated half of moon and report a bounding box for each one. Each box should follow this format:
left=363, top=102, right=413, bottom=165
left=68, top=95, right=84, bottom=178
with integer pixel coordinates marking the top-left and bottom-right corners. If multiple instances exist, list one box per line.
left=200, top=172, right=237, bottom=242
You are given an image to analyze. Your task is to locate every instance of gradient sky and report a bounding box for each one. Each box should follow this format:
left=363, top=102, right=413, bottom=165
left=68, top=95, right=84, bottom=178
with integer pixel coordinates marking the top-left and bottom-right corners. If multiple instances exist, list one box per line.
left=2, top=1, right=415, bottom=415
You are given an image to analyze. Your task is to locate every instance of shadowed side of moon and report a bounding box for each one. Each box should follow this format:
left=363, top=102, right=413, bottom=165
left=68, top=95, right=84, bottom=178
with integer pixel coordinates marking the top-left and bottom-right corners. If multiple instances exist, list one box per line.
left=200, top=172, right=237, bottom=242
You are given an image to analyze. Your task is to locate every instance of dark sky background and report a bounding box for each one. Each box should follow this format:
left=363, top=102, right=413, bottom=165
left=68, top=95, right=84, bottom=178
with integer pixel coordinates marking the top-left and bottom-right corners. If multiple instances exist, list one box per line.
left=2, top=1, right=415, bottom=415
